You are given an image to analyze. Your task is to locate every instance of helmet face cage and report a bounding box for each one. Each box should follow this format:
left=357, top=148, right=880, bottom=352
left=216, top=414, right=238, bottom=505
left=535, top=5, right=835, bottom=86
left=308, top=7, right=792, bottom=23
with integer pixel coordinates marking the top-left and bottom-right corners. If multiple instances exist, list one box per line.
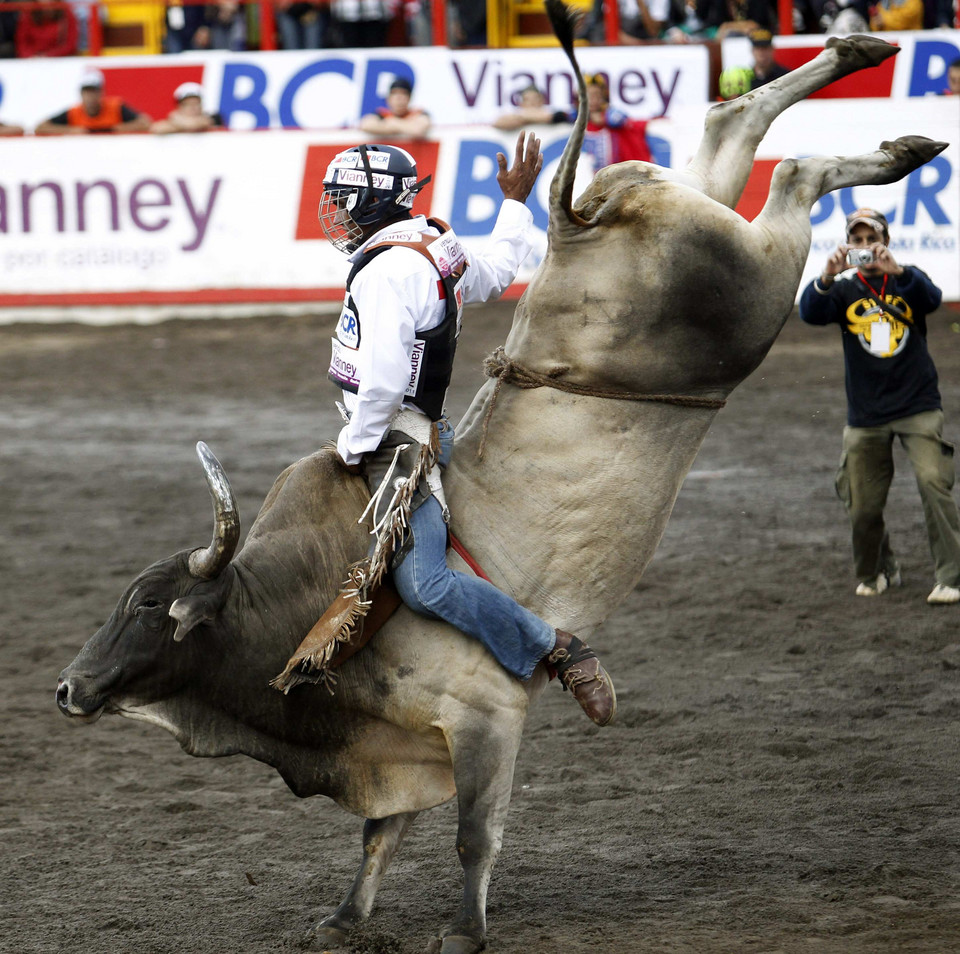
left=318, top=188, right=365, bottom=254
left=318, top=144, right=425, bottom=255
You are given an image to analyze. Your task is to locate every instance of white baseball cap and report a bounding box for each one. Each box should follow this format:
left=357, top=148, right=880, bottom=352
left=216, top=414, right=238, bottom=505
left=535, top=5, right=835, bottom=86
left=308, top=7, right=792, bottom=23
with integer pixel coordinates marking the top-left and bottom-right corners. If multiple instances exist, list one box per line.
left=174, top=81, right=203, bottom=102
left=80, top=68, right=104, bottom=90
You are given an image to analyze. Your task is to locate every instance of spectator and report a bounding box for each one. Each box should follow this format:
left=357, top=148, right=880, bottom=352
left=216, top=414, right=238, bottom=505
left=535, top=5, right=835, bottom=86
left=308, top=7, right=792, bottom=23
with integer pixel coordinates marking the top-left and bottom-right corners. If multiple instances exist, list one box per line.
left=559, top=74, right=653, bottom=170
left=748, top=29, right=789, bottom=88
left=206, top=0, right=245, bottom=50
left=150, top=81, right=223, bottom=134
left=945, top=58, right=960, bottom=95
left=275, top=0, right=326, bottom=49
left=15, top=0, right=77, bottom=58
left=662, top=0, right=711, bottom=41
left=359, top=76, right=430, bottom=139
left=799, top=208, right=960, bottom=605
left=330, top=0, right=391, bottom=47
left=870, top=0, right=924, bottom=29
left=449, top=0, right=486, bottom=45
left=67, top=0, right=99, bottom=53
left=34, top=68, right=150, bottom=135
left=398, top=0, right=430, bottom=44
left=696, top=0, right=776, bottom=39
left=619, top=0, right=671, bottom=39
left=0, top=0, right=19, bottom=57
left=818, top=0, right=870, bottom=33
left=0, top=119, right=24, bottom=135
left=492, top=85, right=568, bottom=131
left=932, top=0, right=955, bottom=26
left=164, top=0, right=209, bottom=52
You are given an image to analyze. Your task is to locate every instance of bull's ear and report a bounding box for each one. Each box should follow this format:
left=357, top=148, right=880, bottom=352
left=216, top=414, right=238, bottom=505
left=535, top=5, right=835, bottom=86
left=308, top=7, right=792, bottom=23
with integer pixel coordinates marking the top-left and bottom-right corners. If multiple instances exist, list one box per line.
left=169, top=592, right=222, bottom=642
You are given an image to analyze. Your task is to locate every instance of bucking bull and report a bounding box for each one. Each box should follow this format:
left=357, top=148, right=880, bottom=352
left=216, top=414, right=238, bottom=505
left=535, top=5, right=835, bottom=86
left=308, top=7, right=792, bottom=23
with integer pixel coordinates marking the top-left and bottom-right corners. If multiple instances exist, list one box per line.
left=56, top=3, right=946, bottom=952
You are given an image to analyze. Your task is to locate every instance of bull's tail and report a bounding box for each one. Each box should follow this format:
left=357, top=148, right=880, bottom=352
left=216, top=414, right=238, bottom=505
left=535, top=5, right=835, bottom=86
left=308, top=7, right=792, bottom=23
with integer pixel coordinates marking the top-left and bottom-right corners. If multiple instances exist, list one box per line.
left=545, top=0, right=591, bottom=229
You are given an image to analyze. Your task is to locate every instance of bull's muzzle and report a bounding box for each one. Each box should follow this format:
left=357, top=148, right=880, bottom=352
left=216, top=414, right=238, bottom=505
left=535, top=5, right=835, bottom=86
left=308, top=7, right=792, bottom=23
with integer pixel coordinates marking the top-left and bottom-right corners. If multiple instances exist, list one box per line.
left=56, top=673, right=105, bottom=723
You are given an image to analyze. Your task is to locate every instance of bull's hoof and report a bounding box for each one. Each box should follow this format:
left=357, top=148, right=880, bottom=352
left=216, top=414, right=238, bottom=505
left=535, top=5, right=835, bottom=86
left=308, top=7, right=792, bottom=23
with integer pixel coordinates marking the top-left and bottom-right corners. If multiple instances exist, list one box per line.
left=880, top=136, right=949, bottom=174
left=305, top=923, right=351, bottom=951
left=425, top=934, right=486, bottom=954
left=825, top=34, right=899, bottom=69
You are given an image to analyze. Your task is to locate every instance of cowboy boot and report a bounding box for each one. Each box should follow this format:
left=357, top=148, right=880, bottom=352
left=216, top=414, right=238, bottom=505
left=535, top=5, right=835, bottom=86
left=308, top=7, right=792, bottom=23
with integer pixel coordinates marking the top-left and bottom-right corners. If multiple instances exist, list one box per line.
left=547, top=630, right=617, bottom=726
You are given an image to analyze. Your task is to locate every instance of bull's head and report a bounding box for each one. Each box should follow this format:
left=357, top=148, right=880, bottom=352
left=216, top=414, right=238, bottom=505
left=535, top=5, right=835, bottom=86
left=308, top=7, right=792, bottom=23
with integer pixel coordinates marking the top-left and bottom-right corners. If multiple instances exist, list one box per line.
left=56, top=442, right=240, bottom=722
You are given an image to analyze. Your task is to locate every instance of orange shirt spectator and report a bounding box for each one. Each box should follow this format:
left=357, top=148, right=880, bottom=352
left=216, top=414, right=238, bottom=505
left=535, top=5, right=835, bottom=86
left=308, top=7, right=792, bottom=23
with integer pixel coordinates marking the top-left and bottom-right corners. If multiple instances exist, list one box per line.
left=34, top=68, right=151, bottom=135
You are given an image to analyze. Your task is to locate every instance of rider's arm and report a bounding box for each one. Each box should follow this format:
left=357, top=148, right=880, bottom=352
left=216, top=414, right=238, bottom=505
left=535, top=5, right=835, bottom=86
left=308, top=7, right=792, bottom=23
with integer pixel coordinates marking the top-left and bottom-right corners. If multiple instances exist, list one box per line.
left=459, top=199, right=535, bottom=304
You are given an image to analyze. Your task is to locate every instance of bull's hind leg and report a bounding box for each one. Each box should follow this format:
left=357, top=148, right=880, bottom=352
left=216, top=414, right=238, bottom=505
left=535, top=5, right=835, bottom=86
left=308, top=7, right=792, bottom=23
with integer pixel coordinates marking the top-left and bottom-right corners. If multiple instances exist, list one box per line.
left=311, top=810, right=419, bottom=948
left=428, top=716, right=525, bottom=954
left=677, top=36, right=900, bottom=209
left=749, top=137, right=948, bottom=293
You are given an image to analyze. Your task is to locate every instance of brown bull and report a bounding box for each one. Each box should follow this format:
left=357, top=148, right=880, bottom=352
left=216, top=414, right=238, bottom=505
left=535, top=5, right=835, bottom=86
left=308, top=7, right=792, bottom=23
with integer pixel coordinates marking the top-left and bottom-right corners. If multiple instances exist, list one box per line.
left=57, top=3, right=946, bottom=952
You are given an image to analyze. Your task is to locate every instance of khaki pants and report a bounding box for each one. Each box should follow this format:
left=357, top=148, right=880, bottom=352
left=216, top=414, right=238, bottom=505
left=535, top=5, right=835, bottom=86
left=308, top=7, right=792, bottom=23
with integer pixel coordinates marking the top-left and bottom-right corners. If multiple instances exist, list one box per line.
left=835, top=409, right=960, bottom=586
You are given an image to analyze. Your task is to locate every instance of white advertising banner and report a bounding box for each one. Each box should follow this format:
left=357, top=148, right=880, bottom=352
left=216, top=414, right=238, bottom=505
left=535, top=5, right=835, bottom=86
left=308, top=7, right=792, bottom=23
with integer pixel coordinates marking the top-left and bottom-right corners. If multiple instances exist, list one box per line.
left=0, top=97, right=956, bottom=308
left=0, top=125, right=595, bottom=302
left=0, top=44, right=710, bottom=133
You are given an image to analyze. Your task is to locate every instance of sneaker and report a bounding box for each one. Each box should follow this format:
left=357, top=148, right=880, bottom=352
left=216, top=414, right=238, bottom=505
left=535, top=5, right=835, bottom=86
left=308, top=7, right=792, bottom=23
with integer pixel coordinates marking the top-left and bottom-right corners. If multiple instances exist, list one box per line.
left=547, top=630, right=617, bottom=727
left=856, top=573, right=888, bottom=596
left=927, top=583, right=960, bottom=605
left=855, top=569, right=901, bottom=597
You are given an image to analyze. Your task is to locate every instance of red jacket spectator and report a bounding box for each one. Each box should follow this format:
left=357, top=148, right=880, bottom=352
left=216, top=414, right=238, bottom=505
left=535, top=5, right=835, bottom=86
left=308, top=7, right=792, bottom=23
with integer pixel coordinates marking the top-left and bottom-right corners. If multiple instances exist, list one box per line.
left=15, top=0, right=77, bottom=57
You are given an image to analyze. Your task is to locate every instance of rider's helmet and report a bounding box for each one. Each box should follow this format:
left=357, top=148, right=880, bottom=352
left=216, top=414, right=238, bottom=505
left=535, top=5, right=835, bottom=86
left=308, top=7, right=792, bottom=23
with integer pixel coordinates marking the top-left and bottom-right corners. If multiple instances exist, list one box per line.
left=718, top=66, right=755, bottom=100
left=318, top=143, right=431, bottom=254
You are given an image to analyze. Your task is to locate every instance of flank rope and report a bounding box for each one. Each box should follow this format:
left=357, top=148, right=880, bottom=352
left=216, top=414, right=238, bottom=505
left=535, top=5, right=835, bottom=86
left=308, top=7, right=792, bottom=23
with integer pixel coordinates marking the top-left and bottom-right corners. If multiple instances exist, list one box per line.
left=478, top=347, right=727, bottom=459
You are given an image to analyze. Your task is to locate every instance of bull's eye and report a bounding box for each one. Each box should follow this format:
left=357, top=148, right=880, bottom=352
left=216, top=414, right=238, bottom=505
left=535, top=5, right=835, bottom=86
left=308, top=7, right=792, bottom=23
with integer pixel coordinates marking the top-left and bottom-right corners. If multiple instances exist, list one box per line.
left=137, top=599, right=164, bottom=612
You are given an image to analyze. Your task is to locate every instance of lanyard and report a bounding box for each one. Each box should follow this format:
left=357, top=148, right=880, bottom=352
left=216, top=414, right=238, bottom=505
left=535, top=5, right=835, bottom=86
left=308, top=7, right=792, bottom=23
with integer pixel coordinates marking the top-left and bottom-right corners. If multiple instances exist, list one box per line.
left=856, top=271, right=888, bottom=310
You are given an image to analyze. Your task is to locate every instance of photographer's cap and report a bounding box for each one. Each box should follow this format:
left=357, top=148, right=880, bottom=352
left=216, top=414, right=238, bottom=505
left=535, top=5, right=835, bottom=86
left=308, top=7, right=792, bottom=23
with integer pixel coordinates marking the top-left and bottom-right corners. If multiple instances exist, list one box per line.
left=846, top=207, right=889, bottom=240
left=750, top=29, right=774, bottom=47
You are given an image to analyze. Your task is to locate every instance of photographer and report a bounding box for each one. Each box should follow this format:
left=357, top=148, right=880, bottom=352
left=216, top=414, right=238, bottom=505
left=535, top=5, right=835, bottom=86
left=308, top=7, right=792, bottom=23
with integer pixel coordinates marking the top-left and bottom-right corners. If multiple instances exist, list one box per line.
left=799, top=208, right=960, bottom=605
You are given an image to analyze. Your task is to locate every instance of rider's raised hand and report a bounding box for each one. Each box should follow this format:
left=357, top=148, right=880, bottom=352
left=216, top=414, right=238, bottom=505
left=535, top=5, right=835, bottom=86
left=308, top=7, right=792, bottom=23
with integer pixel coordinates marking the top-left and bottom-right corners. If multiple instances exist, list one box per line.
left=496, top=131, right=544, bottom=205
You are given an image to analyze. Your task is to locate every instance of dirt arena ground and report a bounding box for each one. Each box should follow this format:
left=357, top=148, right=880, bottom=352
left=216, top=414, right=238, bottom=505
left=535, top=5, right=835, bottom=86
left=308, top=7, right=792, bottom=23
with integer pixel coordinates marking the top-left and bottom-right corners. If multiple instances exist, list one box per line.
left=3, top=299, right=960, bottom=954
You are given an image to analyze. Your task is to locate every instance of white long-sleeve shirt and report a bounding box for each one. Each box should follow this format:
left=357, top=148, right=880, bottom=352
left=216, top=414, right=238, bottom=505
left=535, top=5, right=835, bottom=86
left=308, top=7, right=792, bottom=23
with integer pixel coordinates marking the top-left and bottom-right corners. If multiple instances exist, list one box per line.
left=334, top=199, right=534, bottom=464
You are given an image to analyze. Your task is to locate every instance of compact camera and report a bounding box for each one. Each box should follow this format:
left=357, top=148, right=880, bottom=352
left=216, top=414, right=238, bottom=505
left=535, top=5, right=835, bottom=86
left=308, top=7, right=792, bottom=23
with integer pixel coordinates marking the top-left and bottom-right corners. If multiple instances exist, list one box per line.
left=847, top=248, right=874, bottom=267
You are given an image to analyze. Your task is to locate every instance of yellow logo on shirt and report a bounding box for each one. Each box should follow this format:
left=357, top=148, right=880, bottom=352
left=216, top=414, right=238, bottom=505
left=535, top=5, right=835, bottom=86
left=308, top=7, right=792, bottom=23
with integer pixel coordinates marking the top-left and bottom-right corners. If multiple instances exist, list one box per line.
left=845, top=295, right=913, bottom=358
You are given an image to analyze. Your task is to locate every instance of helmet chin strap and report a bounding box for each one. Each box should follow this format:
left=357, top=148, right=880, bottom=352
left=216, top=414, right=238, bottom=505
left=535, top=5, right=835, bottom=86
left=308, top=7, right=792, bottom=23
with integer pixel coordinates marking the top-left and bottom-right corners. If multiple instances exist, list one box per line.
left=357, top=142, right=431, bottom=218
left=396, top=174, right=432, bottom=208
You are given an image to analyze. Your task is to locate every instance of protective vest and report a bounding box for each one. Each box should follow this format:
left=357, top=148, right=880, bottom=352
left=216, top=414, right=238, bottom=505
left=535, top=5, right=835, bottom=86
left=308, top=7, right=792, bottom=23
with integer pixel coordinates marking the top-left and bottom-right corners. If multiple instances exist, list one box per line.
left=67, top=97, right=125, bottom=131
left=328, top=219, right=467, bottom=422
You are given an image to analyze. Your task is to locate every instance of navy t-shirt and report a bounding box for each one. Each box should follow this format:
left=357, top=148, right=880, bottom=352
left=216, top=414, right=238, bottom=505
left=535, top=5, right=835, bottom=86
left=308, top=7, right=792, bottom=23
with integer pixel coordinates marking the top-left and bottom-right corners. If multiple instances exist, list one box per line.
left=799, top=266, right=943, bottom=427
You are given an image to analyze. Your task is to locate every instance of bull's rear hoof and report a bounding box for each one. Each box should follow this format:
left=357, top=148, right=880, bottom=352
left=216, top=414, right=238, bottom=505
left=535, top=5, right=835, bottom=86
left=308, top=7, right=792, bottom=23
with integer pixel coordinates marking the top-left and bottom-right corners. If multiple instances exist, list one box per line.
left=880, top=136, right=949, bottom=172
left=826, top=34, right=899, bottom=69
left=425, top=934, right=486, bottom=954
left=306, top=924, right=351, bottom=950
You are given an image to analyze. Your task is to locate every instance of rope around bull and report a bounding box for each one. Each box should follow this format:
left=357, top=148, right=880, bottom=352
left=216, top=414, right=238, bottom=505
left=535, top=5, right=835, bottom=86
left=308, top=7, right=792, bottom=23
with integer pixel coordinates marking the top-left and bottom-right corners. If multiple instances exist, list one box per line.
left=477, top=346, right=727, bottom=459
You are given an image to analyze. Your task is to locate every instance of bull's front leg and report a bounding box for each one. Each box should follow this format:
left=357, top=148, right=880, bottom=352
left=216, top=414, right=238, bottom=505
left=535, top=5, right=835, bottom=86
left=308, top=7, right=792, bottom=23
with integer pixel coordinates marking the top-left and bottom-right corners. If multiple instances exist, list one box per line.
left=428, top=717, right=525, bottom=954
left=310, top=810, right=419, bottom=949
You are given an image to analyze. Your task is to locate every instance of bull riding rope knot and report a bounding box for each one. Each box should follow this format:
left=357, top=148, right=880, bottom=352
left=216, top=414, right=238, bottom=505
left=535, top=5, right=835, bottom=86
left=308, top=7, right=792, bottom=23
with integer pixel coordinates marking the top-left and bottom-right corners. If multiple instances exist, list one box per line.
left=477, top=346, right=727, bottom=459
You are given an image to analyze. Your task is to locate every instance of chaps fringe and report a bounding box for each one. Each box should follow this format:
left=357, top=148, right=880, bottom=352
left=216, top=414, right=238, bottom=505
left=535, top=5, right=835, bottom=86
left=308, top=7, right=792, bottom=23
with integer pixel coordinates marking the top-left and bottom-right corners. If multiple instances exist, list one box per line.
left=271, top=432, right=439, bottom=694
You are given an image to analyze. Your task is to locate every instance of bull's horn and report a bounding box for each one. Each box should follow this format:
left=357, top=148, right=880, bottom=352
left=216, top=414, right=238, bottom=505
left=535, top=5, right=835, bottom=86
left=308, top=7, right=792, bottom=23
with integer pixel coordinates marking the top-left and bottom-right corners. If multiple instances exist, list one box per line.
left=188, top=441, right=240, bottom=579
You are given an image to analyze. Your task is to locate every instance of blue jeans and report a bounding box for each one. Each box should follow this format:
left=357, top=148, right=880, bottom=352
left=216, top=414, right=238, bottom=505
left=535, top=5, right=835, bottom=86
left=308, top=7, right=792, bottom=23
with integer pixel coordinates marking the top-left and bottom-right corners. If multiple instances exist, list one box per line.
left=390, top=419, right=556, bottom=680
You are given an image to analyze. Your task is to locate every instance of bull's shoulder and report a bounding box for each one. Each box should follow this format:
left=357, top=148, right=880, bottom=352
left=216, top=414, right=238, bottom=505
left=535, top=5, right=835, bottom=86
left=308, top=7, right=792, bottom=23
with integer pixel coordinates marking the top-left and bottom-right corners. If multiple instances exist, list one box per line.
left=248, top=447, right=369, bottom=541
